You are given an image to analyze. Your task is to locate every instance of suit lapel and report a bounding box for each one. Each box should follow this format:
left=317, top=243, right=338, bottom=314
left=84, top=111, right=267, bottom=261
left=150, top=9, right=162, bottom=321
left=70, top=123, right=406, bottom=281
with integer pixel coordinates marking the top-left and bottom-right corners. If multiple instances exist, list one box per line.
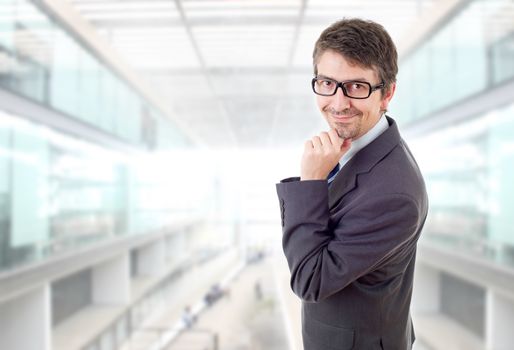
left=328, top=116, right=401, bottom=210
left=328, top=159, right=358, bottom=210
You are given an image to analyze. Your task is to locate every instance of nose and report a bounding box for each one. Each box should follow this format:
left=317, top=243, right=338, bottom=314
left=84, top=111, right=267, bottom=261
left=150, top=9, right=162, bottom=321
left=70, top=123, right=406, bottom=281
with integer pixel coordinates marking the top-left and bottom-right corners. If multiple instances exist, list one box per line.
left=332, top=85, right=351, bottom=110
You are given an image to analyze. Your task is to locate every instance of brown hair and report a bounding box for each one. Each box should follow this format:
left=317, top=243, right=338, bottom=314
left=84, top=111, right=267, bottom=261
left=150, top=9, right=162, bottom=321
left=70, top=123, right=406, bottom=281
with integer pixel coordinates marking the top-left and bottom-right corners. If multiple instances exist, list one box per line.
left=313, top=18, right=398, bottom=93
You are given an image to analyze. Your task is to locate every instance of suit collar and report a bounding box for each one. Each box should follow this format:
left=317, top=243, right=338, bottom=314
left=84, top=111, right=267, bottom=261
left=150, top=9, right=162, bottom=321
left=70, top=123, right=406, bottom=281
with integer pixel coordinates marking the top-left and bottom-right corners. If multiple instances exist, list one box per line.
left=328, top=116, right=401, bottom=209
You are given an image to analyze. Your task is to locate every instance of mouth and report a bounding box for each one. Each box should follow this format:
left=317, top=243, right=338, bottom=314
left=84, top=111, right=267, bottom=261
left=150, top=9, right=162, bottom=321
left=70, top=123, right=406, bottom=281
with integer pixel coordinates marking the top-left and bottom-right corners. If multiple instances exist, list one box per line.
left=330, top=113, right=359, bottom=121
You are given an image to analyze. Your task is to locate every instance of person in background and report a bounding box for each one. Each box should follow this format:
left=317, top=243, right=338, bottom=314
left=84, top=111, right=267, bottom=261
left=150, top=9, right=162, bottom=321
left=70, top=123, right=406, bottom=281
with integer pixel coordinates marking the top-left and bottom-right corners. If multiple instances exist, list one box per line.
left=254, top=279, right=263, bottom=301
left=181, top=305, right=196, bottom=329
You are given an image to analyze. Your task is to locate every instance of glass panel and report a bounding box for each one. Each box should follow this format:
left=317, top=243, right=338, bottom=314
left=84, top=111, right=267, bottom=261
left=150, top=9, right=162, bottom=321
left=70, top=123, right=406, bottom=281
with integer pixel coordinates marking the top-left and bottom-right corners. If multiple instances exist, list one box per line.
left=141, top=106, right=157, bottom=149
left=48, top=139, right=125, bottom=252
left=397, top=59, right=414, bottom=124
left=0, top=119, right=10, bottom=269
left=453, top=1, right=487, bottom=101
left=11, top=119, right=49, bottom=252
left=10, top=0, right=52, bottom=102
left=49, top=30, right=79, bottom=116
left=98, top=68, right=118, bottom=132
left=78, top=51, right=101, bottom=125
left=0, top=0, right=192, bottom=273
left=0, top=0, right=15, bottom=89
left=429, top=23, right=454, bottom=112
left=1, top=0, right=189, bottom=149
left=413, top=101, right=514, bottom=268
left=490, top=33, right=514, bottom=84
left=0, top=47, right=14, bottom=89
left=115, top=85, right=140, bottom=142
left=487, top=104, right=514, bottom=249
left=409, top=48, right=428, bottom=121
left=0, top=110, right=134, bottom=272
left=0, top=0, right=15, bottom=50
left=486, top=0, right=514, bottom=84
left=391, top=0, right=514, bottom=123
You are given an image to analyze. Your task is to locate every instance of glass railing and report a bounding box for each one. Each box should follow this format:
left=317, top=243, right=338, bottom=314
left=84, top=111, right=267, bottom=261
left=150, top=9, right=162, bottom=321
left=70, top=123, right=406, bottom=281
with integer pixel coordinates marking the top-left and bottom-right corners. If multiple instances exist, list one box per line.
left=410, top=101, right=514, bottom=269
left=390, top=0, right=514, bottom=124
left=0, top=0, right=189, bottom=149
left=0, top=109, right=204, bottom=273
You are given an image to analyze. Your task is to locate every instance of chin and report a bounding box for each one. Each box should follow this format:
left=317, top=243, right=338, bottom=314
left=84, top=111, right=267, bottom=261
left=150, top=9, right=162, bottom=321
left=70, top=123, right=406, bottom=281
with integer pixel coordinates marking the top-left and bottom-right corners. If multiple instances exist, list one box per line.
left=337, top=130, right=357, bottom=139
left=333, top=123, right=359, bottom=140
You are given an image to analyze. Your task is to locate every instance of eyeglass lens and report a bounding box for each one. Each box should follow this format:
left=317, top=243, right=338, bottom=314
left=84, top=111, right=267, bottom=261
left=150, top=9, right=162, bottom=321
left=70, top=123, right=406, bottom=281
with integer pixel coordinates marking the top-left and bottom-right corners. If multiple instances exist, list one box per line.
left=313, top=79, right=371, bottom=98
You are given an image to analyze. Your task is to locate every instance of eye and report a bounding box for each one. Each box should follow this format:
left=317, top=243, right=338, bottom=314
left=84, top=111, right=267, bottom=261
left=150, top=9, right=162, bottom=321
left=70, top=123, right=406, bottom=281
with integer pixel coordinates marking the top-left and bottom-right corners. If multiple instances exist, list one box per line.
left=351, top=82, right=365, bottom=90
left=320, top=79, right=334, bottom=87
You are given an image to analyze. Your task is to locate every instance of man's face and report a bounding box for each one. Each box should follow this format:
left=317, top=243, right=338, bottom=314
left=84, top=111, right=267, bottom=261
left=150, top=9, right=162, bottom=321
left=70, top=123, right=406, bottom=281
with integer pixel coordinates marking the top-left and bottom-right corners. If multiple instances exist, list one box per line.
left=315, top=49, right=395, bottom=140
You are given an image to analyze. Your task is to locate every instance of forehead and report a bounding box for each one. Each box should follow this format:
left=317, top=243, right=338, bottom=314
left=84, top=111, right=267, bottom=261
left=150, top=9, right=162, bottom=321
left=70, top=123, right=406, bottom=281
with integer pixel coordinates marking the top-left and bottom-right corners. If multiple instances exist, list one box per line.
left=316, top=50, right=379, bottom=82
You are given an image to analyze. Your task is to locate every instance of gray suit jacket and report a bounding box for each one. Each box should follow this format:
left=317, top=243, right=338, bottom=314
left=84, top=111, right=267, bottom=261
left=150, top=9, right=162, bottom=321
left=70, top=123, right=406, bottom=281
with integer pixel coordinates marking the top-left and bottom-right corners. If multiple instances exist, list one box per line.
left=276, top=117, right=428, bottom=350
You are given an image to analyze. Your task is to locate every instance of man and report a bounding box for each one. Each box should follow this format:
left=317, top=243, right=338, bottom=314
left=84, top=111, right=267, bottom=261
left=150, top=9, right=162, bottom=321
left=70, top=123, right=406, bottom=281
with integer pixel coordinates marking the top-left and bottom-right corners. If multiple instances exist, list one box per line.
left=276, top=18, right=428, bottom=350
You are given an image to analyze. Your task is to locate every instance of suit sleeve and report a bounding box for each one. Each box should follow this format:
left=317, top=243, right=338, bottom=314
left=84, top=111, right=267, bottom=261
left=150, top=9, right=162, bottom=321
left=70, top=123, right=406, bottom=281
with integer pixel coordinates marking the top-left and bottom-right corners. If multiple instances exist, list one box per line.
left=276, top=179, right=421, bottom=302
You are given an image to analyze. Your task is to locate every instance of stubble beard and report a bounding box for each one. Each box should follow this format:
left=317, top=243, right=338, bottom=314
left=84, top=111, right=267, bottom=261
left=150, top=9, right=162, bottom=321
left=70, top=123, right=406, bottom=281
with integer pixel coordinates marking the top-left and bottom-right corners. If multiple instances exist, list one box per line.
left=333, top=121, right=360, bottom=139
left=325, top=108, right=362, bottom=140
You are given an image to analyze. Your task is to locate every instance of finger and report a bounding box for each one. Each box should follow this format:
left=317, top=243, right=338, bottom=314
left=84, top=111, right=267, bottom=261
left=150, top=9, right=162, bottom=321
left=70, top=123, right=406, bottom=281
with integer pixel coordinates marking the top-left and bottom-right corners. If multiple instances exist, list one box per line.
left=311, top=136, right=322, bottom=149
left=318, top=132, right=332, bottom=147
left=304, top=140, right=313, bottom=150
left=328, top=129, right=343, bottom=147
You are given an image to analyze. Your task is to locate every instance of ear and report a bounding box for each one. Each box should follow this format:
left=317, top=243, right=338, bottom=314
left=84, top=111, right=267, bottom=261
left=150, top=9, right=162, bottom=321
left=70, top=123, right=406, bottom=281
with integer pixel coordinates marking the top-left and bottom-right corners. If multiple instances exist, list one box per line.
left=380, top=83, right=396, bottom=111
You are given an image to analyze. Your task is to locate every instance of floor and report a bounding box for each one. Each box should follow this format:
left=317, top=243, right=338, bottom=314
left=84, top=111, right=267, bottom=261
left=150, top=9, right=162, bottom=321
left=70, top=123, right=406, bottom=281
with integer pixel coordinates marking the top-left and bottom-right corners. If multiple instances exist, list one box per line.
left=166, top=257, right=289, bottom=350
left=120, top=253, right=460, bottom=350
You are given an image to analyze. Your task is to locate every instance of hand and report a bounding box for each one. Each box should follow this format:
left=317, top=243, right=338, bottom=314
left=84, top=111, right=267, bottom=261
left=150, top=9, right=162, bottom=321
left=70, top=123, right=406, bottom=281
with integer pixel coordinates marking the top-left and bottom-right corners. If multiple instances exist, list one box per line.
left=301, top=129, right=352, bottom=181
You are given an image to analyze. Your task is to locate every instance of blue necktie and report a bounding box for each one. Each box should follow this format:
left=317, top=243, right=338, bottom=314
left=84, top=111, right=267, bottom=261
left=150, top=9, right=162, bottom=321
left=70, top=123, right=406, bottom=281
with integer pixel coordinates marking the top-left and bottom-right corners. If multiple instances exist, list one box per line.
left=327, top=163, right=340, bottom=184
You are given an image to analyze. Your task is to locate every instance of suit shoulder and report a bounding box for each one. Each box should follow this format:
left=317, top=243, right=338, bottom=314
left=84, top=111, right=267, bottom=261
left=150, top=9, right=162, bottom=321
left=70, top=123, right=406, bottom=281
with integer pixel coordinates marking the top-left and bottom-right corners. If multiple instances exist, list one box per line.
left=362, top=140, right=426, bottom=200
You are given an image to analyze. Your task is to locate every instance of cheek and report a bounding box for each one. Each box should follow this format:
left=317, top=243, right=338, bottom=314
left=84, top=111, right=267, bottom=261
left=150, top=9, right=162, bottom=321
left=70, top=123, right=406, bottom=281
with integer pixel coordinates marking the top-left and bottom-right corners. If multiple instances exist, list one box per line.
left=316, top=96, right=328, bottom=111
left=349, top=100, right=366, bottom=113
left=359, top=100, right=379, bottom=115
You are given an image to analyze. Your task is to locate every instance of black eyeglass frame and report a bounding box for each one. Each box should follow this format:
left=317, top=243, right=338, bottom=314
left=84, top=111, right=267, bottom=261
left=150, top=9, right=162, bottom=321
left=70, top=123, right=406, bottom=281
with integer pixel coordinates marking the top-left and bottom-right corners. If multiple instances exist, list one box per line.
left=311, top=77, right=385, bottom=99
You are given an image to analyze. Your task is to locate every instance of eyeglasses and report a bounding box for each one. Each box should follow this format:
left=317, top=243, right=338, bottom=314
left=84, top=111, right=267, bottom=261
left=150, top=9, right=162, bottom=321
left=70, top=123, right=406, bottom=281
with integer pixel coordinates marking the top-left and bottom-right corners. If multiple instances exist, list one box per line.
left=311, top=77, right=385, bottom=99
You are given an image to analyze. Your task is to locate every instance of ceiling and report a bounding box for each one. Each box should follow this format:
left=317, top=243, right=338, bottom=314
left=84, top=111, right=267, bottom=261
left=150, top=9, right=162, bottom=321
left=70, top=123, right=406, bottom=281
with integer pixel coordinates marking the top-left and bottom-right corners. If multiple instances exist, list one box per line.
left=67, top=0, right=437, bottom=149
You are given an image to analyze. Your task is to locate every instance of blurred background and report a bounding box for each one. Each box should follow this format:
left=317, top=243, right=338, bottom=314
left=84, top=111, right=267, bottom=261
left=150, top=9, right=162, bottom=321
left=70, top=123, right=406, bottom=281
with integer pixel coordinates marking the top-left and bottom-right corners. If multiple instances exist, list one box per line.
left=1, top=0, right=514, bottom=349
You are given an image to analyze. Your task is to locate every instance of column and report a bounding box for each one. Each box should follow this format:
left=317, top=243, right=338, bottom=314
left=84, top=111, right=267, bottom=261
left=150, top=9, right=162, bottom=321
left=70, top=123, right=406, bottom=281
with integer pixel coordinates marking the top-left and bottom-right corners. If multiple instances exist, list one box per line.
left=0, top=285, right=51, bottom=350
left=92, top=253, right=130, bottom=305
left=486, top=290, right=514, bottom=350
left=136, top=239, right=166, bottom=276
left=412, top=262, right=441, bottom=313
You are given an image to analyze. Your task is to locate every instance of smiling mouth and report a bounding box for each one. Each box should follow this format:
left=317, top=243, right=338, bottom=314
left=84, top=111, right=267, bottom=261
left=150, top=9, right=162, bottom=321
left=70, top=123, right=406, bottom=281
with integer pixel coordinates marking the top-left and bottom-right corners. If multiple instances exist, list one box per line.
left=331, top=113, right=359, bottom=120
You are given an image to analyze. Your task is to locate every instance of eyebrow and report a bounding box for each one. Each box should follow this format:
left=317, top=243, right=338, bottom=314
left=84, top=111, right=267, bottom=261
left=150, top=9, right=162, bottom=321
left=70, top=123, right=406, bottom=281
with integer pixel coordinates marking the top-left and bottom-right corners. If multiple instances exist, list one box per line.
left=316, top=74, right=370, bottom=82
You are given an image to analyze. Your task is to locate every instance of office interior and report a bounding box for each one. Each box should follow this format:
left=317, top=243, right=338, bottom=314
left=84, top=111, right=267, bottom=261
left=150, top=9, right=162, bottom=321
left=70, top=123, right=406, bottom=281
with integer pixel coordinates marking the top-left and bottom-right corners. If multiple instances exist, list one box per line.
left=1, top=0, right=514, bottom=349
